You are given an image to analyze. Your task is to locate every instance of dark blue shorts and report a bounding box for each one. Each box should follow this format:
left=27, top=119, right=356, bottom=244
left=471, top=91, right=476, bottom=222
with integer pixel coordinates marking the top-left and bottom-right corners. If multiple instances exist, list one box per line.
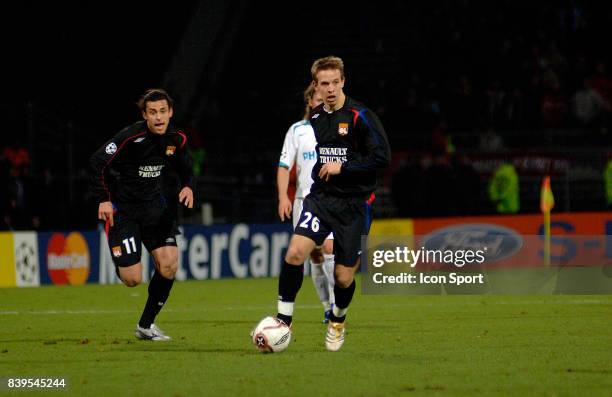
left=294, top=190, right=373, bottom=266
left=105, top=199, right=178, bottom=267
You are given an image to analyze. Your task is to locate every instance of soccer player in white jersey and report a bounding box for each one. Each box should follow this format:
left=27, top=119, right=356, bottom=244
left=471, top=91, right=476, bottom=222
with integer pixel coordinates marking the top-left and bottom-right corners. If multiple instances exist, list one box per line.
left=277, top=84, right=335, bottom=323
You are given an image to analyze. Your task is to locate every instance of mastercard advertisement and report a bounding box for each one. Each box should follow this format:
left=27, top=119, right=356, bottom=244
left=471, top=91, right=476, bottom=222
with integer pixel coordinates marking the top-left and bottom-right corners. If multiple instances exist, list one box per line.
left=37, top=231, right=101, bottom=286
left=46, top=232, right=91, bottom=285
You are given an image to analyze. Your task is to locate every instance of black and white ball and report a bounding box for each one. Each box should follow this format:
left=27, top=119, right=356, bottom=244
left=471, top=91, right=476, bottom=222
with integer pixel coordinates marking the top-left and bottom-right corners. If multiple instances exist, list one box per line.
left=251, top=316, right=291, bottom=353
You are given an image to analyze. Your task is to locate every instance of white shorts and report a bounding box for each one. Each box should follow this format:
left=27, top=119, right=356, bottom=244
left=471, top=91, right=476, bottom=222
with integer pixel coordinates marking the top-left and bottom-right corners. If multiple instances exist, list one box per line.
left=293, top=197, right=333, bottom=241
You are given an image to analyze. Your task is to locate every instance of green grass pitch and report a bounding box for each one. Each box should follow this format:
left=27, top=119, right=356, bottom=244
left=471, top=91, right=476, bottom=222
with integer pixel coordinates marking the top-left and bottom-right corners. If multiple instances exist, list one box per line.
left=1, top=277, right=611, bottom=396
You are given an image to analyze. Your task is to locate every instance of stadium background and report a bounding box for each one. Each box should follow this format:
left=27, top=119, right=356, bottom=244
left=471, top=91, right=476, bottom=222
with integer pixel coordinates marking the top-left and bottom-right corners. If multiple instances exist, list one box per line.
left=1, top=2, right=611, bottom=396
left=1, top=1, right=611, bottom=230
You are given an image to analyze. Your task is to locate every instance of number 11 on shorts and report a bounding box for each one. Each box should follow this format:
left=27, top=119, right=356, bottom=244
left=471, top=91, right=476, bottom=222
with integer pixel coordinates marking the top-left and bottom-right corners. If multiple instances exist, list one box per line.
left=123, top=237, right=137, bottom=254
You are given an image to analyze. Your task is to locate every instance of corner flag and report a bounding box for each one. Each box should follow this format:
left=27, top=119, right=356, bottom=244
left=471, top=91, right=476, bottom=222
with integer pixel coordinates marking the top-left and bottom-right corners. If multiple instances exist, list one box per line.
left=540, top=176, right=554, bottom=266
left=540, top=176, right=555, bottom=213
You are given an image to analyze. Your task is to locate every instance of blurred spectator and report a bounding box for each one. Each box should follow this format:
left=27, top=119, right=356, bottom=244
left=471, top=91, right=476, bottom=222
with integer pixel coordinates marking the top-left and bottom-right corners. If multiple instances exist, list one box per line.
left=541, top=81, right=568, bottom=128
left=391, top=156, right=428, bottom=217
left=479, top=128, right=505, bottom=152
left=1, top=141, right=39, bottom=230
left=423, top=153, right=459, bottom=217
left=588, top=61, right=612, bottom=132
left=423, top=81, right=443, bottom=129
left=605, top=159, right=612, bottom=209
left=541, top=41, right=568, bottom=86
left=0, top=150, right=9, bottom=230
left=572, top=78, right=604, bottom=127
left=488, top=164, right=520, bottom=214
left=483, top=80, right=506, bottom=129
left=4, top=178, right=39, bottom=230
left=447, top=75, right=478, bottom=131
left=187, top=126, right=206, bottom=178
left=589, top=61, right=612, bottom=110
left=502, top=88, right=525, bottom=129
left=451, top=154, right=485, bottom=215
left=2, top=141, right=30, bottom=178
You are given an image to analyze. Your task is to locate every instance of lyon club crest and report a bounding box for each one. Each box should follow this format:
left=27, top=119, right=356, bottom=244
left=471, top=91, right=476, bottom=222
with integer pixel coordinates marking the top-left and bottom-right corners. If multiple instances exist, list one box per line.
left=112, top=246, right=122, bottom=257
left=338, top=123, right=349, bottom=136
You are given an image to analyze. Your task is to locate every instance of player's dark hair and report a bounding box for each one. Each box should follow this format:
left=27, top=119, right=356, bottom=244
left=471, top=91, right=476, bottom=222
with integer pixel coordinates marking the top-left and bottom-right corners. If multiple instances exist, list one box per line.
left=311, top=56, right=345, bottom=82
left=303, top=83, right=315, bottom=119
left=138, top=89, right=174, bottom=111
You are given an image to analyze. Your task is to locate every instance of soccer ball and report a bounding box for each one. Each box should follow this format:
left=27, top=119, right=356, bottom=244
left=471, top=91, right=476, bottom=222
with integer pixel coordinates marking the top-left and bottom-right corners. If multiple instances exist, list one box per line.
left=251, top=316, right=291, bottom=353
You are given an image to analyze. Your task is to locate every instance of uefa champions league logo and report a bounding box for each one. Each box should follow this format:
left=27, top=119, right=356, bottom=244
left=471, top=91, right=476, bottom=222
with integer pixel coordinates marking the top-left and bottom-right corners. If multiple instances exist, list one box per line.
left=15, top=241, right=38, bottom=285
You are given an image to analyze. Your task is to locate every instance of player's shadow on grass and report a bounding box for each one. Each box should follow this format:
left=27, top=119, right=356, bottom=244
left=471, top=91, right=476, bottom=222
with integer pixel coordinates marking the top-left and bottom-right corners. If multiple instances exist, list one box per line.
left=564, top=368, right=612, bottom=375
left=164, top=319, right=256, bottom=325
left=130, top=346, right=248, bottom=353
left=167, top=319, right=344, bottom=325
left=347, top=323, right=396, bottom=330
left=0, top=357, right=141, bottom=364
left=0, top=337, right=88, bottom=344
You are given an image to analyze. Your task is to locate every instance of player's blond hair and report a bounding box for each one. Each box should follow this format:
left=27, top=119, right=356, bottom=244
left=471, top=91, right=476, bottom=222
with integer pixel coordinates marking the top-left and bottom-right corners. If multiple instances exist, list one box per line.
left=310, top=56, right=345, bottom=83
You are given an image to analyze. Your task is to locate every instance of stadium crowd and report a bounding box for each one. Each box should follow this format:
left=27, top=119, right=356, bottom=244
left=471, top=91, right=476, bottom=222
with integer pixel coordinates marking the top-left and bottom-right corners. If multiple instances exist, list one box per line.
left=1, top=1, right=610, bottom=230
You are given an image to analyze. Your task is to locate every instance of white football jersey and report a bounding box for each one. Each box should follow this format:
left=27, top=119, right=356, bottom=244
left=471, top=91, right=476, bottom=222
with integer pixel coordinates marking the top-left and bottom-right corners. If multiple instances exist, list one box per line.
left=279, top=119, right=318, bottom=199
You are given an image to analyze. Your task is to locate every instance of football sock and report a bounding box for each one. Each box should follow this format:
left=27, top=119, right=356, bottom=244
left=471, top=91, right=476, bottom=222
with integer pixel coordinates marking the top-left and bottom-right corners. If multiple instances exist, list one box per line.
left=322, top=254, right=335, bottom=306
left=138, top=271, right=174, bottom=329
left=329, top=279, right=355, bottom=323
left=310, top=260, right=330, bottom=307
left=277, top=261, right=304, bottom=326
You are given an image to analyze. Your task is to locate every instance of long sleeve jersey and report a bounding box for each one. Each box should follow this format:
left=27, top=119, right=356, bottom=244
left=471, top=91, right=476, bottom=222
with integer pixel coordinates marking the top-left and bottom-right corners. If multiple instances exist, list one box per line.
left=309, top=96, right=391, bottom=197
left=89, top=120, right=193, bottom=205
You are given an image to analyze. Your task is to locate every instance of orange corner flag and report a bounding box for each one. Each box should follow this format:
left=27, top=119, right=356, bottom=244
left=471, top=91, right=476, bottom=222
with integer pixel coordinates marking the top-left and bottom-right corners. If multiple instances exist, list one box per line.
left=540, top=176, right=555, bottom=213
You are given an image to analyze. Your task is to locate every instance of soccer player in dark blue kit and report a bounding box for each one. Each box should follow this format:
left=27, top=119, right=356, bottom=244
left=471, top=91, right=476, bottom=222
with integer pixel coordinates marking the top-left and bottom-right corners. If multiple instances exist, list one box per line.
left=276, top=56, right=391, bottom=351
left=90, top=89, right=194, bottom=341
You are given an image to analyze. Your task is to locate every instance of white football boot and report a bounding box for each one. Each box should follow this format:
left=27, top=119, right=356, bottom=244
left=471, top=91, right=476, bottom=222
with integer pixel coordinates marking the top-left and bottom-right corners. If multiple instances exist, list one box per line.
left=135, top=324, right=171, bottom=341
left=325, top=321, right=345, bottom=351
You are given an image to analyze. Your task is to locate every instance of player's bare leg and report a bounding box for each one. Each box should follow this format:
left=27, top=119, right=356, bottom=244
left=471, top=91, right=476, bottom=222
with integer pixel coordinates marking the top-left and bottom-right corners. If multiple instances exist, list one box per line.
left=277, top=235, right=317, bottom=326
left=321, top=238, right=335, bottom=322
left=135, top=246, right=178, bottom=341
left=152, top=246, right=178, bottom=279
left=117, top=263, right=143, bottom=287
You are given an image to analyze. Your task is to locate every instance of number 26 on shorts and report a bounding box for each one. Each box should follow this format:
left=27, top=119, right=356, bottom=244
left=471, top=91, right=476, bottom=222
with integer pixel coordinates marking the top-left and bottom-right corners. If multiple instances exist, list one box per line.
left=299, top=212, right=320, bottom=232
